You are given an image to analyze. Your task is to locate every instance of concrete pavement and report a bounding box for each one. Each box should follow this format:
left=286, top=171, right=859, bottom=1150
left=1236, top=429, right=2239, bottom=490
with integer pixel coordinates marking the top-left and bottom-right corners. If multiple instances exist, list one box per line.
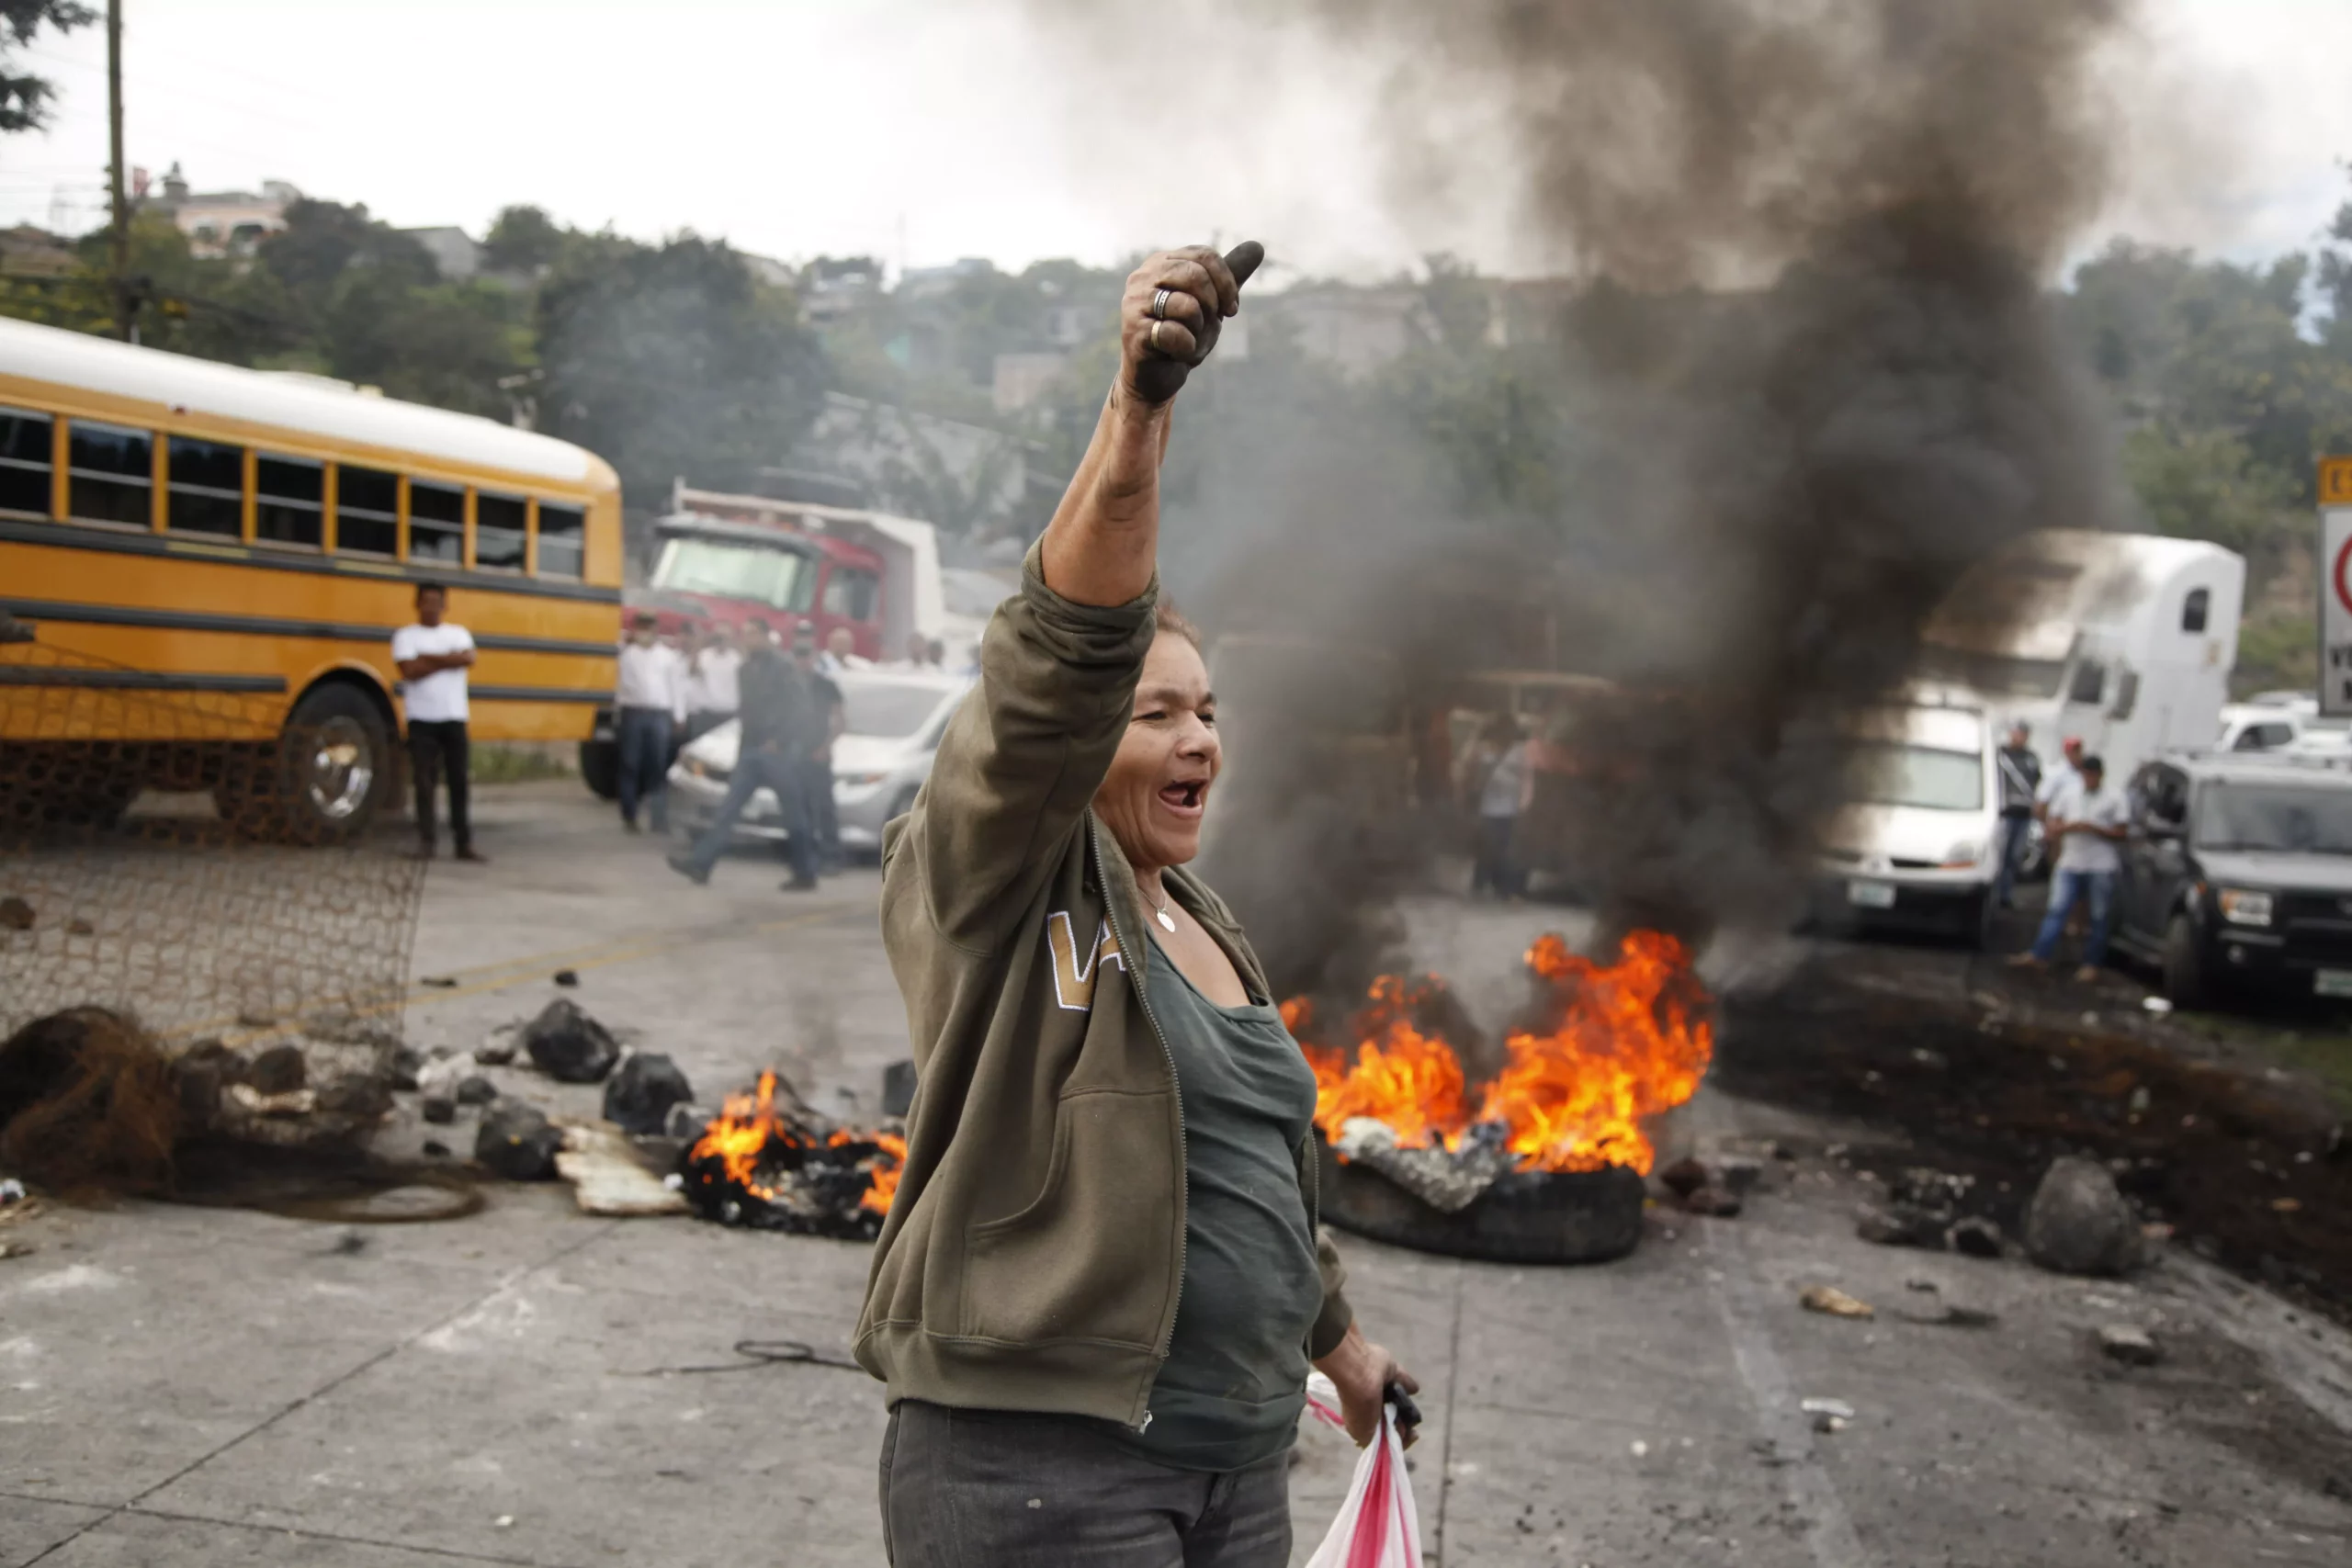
left=4, top=779, right=2350, bottom=1565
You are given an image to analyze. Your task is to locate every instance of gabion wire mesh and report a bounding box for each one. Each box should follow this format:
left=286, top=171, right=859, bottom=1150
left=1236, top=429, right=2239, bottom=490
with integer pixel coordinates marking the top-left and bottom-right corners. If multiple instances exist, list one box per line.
left=1, top=624, right=424, bottom=1045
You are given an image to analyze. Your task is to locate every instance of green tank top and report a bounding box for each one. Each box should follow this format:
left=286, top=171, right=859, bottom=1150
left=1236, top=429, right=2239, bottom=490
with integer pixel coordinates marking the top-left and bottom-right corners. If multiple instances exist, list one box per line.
left=1106, top=935, right=1325, bottom=1472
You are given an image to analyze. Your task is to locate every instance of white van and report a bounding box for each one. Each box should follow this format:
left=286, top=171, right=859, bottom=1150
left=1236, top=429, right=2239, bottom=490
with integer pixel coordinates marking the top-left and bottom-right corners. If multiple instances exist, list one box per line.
left=1806, top=696, right=2005, bottom=944
left=1917, top=530, right=2245, bottom=784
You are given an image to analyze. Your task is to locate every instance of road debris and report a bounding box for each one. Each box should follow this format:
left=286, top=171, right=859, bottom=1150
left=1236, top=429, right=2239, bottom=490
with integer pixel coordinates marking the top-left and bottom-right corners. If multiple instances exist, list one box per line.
left=605, top=1053, right=695, bottom=1137
left=1333, top=1115, right=1514, bottom=1213
left=0, top=896, right=33, bottom=931
left=474, top=1023, right=520, bottom=1066
left=1948, top=1216, right=2005, bottom=1258
left=2098, top=1325, right=2162, bottom=1366
left=2025, top=1156, right=2142, bottom=1277
left=225, top=1082, right=315, bottom=1117
left=556, top=1123, right=689, bottom=1216
left=1801, top=1396, right=1855, bottom=1432
left=523, top=998, right=619, bottom=1083
left=1800, top=1284, right=1875, bottom=1319
left=475, top=1099, right=563, bottom=1180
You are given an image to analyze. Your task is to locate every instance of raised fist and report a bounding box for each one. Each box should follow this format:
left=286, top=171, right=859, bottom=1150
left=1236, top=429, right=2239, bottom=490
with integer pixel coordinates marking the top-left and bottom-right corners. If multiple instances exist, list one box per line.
left=1119, top=241, right=1265, bottom=406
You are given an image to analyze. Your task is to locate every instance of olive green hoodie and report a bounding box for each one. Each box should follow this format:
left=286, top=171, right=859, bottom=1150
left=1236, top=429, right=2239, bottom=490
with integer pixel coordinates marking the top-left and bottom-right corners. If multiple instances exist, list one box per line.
left=854, top=542, right=1352, bottom=1428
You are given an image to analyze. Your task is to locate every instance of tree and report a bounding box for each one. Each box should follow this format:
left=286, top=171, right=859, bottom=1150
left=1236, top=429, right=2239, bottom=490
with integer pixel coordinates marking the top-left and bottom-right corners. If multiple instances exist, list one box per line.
left=481, top=205, right=565, bottom=276
left=534, top=233, right=827, bottom=511
left=0, top=0, right=93, bottom=134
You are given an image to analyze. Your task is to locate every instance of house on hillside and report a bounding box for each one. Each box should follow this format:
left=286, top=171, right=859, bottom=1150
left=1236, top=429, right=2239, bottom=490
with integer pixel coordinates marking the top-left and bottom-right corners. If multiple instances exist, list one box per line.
left=141, top=164, right=299, bottom=259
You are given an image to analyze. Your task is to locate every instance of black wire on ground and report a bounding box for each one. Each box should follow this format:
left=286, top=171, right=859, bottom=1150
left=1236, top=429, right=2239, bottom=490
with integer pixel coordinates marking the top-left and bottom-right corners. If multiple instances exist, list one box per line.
left=620, top=1339, right=865, bottom=1378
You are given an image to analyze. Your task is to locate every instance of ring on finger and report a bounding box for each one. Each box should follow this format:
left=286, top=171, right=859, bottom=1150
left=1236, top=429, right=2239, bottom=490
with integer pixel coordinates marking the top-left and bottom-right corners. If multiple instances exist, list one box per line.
left=1149, top=287, right=1173, bottom=321
left=1148, top=319, right=1166, bottom=352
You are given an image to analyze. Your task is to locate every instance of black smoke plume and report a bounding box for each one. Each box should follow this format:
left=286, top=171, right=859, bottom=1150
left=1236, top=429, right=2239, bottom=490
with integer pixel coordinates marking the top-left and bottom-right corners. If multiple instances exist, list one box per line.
left=1034, top=0, right=2138, bottom=991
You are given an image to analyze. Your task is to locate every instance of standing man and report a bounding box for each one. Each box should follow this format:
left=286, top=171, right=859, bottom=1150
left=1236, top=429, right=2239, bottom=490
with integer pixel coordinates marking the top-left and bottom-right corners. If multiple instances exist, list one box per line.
left=1466, top=716, right=1532, bottom=898
left=615, top=612, right=685, bottom=834
left=682, top=621, right=742, bottom=746
left=819, top=625, right=870, bottom=677
left=391, top=583, right=484, bottom=863
left=1992, top=720, right=2042, bottom=910
left=2013, top=754, right=2127, bottom=980
left=793, top=624, right=847, bottom=874
left=668, top=617, right=822, bottom=889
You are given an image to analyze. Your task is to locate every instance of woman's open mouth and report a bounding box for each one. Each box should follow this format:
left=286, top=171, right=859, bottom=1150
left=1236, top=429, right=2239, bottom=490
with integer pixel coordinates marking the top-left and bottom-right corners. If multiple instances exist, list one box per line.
left=1158, top=780, right=1207, bottom=818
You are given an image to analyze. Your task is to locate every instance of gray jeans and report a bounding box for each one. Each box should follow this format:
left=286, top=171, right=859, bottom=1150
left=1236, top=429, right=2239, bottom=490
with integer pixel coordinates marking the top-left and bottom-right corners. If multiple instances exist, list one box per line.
left=880, top=1402, right=1292, bottom=1568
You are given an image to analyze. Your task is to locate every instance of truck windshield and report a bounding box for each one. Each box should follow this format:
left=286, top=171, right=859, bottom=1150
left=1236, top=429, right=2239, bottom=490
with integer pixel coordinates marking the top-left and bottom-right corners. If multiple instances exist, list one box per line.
left=1839, top=742, right=1984, bottom=812
left=652, top=538, right=814, bottom=611
left=2196, top=784, right=2352, bottom=854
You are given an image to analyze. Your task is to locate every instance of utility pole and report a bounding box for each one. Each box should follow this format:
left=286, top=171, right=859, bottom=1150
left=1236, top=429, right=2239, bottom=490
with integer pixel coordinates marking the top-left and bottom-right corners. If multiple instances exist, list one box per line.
left=107, top=0, right=132, bottom=342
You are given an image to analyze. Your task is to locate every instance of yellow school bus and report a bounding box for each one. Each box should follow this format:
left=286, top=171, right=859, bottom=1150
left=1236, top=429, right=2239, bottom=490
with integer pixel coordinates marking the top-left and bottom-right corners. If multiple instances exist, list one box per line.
left=0, top=316, right=620, bottom=838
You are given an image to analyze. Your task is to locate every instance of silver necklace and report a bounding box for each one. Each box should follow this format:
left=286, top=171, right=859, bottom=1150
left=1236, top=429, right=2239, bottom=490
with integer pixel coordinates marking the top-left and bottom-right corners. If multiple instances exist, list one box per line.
left=1150, top=887, right=1178, bottom=932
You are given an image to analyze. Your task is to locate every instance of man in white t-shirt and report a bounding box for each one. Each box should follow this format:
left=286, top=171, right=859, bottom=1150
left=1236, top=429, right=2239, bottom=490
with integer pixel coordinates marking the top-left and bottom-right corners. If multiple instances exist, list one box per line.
left=2014, top=754, right=2125, bottom=980
left=391, top=583, right=484, bottom=863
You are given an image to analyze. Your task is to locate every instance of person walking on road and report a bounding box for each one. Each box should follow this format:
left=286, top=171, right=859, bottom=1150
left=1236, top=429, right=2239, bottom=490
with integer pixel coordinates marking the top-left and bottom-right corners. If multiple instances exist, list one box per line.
left=2012, top=754, right=2127, bottom=980
left=861, top=241, right=1414, bottom=1568
left=391, top=582, right=484, bottom=863
left=682, top=621, right=742, bottom=746
left=1992, top=721, right=2042, bottom=910
left=667, top=617, right=823, bottom=890
left=615, top=613, right=685, bottom=834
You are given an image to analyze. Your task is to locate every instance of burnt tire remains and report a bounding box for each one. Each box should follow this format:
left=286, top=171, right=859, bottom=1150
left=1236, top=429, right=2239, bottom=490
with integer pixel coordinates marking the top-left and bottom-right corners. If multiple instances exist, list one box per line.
left=1317, top=1139, right=1645, bottom=1264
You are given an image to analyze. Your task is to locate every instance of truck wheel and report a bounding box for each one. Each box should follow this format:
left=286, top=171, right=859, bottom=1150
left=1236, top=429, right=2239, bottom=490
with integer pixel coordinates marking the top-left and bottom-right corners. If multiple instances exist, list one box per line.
left=579, top=739, right=620, bottom=801
left=2161, top=914, right=2208, bottom=1010
left=219, top=683, right=390, bottom=843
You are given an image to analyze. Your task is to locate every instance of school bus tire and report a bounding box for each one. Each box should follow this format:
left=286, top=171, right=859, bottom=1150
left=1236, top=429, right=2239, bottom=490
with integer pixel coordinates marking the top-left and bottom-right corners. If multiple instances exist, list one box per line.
left=215, top=681, right=394, bottom=843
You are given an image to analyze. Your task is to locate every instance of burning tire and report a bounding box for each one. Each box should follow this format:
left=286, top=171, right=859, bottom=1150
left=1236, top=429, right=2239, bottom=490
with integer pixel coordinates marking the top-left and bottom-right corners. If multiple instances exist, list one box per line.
left=1317, top=1138, right=1646, bottom=1265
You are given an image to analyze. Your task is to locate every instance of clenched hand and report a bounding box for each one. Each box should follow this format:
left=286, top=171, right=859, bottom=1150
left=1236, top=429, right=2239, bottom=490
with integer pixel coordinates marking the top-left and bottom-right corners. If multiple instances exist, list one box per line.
left=1120, top=241, right=1265, bottom=406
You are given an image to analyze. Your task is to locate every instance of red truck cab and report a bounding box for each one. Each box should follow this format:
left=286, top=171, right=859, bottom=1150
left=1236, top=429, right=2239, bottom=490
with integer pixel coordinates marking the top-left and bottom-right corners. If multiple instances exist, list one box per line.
left=626, top=512, right=886, bottom=656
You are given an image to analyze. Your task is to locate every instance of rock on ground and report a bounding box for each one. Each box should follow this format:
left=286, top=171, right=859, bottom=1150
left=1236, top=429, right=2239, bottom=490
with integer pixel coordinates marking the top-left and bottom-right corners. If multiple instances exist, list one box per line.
left=604, top=1053, right=694, bottom=1136
left=476, top=1099, right=563, bottom=1180
left=523, top=998, right=620, bottom=1084
left=2024, top=1156, right=2142, bottom=1277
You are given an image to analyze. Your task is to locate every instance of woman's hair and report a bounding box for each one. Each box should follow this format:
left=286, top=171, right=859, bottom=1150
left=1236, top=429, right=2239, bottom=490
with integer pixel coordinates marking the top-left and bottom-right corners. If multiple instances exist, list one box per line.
left=1153, top=599, right=1202, bottom=650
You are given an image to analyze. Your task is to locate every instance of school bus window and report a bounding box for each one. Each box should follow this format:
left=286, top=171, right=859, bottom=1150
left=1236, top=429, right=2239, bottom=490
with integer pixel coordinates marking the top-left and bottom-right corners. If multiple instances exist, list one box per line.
left=537, top=501, right=584, bottom=579
left=67, top=420, right=153, bottom=527
left=409, top=479, right=463, bottom=564
left=336, top=464, right=398, bottom=555
left=255, top=454, right=324, bottom=547
left=166, top=435, right=244, bottom=537
left=0, top=406, right=51, bottom=517
left=476, top=491, right=526, bottom=570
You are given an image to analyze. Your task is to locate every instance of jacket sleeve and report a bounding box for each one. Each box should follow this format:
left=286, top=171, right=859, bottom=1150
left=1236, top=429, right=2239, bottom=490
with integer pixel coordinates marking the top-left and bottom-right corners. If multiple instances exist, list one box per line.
left=907, top=537, right=1158, bottom=949
left=1308, top=1226, right=1354, bottom=1361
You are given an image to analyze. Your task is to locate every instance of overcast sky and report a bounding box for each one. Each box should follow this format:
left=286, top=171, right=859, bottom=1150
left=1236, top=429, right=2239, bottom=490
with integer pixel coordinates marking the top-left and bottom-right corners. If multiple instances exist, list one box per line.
left=1, top=0, right=2347, bottom=285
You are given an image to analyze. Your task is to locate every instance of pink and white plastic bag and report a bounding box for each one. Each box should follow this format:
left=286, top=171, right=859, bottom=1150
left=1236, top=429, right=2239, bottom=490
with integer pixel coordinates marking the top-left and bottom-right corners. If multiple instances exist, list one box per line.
left=1301, top=1393, right=1423, bottom=1568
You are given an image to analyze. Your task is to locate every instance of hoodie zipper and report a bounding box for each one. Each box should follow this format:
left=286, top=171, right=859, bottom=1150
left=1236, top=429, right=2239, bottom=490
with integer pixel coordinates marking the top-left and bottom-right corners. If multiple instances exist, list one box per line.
left=1090, top=815, right=1187, bottom=1423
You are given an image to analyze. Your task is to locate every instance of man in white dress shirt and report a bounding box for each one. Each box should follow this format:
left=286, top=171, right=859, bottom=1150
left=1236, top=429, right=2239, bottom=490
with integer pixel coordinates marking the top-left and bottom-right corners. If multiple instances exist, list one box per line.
left=682, top=621, right=743, bottom=745
left=391, top=582, right=484, bottom=863
left=615, top=612, right=686, bottom=833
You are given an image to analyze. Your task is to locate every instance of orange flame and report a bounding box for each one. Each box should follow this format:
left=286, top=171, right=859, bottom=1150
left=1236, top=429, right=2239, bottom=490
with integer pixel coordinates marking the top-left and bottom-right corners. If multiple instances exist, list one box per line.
left=689, top=1071, right=904, bottom=1213
left=1287, top=930, right=1712, bottom=1176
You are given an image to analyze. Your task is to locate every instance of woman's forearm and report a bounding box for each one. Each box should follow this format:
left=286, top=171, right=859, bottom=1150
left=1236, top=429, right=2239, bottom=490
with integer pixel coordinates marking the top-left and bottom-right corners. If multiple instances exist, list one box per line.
left=1039, top=389, right=1171, bottom=609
